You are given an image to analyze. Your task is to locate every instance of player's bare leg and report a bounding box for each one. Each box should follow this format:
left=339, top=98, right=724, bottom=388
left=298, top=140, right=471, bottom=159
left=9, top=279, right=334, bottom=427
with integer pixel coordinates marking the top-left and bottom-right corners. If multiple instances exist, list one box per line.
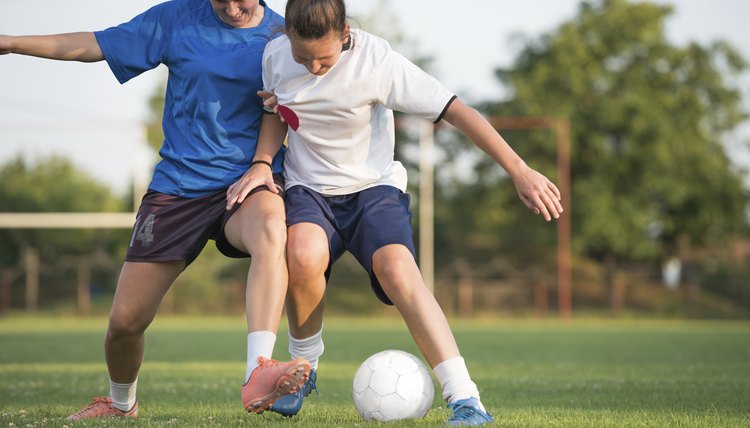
left=106, top=261, right=184, bottom=382
left=285, top=222, right=329, bottom=339
left=68, top=261, right=184, bottom=420
left=372, top=244, right=492, bottom=425
left=267, top=222, right=328, bottom=416
left=225, top=191, right=310, bottom=413
left=224, top=189, right=288, bottom=334
left=371, top=244, right=459, bottom=368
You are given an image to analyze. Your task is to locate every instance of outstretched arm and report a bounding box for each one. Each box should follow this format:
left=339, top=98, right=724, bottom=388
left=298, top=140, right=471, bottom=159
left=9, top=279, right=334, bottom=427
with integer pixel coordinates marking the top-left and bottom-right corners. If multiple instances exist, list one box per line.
left=0, top=32, right=103, bottom=62
left=441, top=98, right=563, bottom=221
left=226, top=112, right=288, bottom=210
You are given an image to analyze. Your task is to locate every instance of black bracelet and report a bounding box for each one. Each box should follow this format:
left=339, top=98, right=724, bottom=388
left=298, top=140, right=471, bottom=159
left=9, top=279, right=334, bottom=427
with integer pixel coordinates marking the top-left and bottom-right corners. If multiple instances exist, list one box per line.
left=251, top=159, right=273, bottom=169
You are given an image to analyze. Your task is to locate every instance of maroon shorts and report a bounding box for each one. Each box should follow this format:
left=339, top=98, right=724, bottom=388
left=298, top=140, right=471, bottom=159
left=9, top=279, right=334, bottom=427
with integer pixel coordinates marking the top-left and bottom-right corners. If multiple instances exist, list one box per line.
left=125, top=175, right=284, bottom=266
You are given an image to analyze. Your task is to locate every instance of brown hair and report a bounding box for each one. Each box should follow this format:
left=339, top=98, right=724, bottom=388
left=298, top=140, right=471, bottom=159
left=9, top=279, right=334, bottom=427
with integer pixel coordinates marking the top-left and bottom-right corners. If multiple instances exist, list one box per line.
left=285, top=0, right=347, bottom=39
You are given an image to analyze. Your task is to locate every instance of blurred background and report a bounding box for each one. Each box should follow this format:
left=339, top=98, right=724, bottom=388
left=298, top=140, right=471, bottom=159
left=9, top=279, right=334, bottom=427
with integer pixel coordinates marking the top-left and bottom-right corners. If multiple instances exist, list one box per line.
left=1, top=0, right=749, bottom=319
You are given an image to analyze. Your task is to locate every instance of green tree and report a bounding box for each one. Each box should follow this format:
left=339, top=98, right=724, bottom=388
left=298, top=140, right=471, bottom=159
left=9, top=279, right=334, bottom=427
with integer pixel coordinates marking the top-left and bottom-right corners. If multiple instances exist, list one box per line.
left=484, top=0, right=748, bottom=294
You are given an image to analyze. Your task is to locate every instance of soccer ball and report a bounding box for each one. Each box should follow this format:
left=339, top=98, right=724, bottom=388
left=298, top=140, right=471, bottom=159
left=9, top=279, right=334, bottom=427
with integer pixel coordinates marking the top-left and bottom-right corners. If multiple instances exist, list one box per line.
left=352, top=350, right=435, bottom=421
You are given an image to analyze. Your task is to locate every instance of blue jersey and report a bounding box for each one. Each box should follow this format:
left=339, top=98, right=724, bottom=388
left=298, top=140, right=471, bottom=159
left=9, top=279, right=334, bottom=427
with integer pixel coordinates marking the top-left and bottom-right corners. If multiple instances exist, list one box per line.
left=95, top=0, right=285, bottom=197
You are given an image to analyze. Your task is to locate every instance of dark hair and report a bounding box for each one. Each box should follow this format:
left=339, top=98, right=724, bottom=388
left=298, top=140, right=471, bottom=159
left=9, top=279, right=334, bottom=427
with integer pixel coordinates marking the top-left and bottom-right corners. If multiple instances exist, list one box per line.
left=285, top=0, right=347, bottom=39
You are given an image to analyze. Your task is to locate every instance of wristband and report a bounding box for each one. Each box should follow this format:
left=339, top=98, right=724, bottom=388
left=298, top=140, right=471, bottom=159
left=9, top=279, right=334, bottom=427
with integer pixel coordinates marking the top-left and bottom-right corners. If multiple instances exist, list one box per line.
left=251, top=159, right=273, bottom=169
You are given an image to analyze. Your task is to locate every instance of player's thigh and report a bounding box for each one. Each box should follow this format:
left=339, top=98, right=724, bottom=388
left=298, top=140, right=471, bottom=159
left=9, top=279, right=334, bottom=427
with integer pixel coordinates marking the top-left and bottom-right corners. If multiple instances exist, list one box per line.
left=224, top=190, right=286, bottom=256
left=287, top=222, right=330, bottom=276
left=109, top=261, right=185, bottom=333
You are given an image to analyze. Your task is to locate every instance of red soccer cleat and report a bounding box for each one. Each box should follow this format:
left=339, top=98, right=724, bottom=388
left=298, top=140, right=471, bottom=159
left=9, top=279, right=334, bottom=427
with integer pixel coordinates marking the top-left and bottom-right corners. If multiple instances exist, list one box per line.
left=242, top=356, right=310, bottom=414
left=66, top=396, right=138, bottom=420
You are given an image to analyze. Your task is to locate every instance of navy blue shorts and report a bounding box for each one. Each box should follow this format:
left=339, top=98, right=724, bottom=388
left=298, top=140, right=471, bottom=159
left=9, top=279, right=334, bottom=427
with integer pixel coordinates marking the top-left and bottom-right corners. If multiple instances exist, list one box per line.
left=126, top=175, right=284, bottom=266
left=284, top=185, right=417, bottom=305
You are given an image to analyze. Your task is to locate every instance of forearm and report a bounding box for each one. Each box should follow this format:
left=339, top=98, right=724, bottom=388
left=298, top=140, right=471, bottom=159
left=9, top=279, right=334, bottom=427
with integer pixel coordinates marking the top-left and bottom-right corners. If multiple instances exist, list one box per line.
left=253, top=113, right=288, bottom=163
left=442, top=99, right=527, bottom=178
left=2, top=32, right=103, bottom=62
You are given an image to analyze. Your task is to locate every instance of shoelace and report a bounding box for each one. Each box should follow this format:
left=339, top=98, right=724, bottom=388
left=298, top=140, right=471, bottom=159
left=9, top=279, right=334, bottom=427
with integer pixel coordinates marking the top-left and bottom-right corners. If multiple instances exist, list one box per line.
left=304, top=378, right=319, bottom=396
left=448, top=401, right=484, bottom=422
left=292, top=374, right=318, bottom=397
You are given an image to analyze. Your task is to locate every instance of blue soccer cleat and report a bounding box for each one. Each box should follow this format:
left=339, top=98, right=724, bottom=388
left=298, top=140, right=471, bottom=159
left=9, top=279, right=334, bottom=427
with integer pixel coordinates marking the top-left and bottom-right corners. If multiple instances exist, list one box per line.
left=447, top=397, right=494, bottom=426
left=269, top=369, right=318, bottom=417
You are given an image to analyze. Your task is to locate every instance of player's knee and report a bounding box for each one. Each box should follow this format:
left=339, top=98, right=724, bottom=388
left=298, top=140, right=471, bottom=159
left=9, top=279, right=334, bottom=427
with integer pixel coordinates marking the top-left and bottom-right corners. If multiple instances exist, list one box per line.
left=266, top=218, right=288, bottom=251
left=288, top=244, right=327, bottom=280
left=107, top=310, right=149, bottom=339
left=375, top=259, right=416, bottom=298
left=247, top=217, right=287, bottom=255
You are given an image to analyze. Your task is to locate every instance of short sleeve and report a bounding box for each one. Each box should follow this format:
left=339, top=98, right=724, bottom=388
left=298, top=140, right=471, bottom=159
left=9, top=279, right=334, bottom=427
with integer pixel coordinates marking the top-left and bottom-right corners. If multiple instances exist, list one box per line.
left=261, top=47, right=275, bottom=113
left=379, top=50, right=456, bottom=123
left=94, top=4, right=170, bottom=84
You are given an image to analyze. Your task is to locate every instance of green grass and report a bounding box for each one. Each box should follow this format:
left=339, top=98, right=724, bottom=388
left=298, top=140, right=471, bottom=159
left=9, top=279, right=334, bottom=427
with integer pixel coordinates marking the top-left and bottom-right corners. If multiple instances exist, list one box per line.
left=1, top=316, right=749, bottom=427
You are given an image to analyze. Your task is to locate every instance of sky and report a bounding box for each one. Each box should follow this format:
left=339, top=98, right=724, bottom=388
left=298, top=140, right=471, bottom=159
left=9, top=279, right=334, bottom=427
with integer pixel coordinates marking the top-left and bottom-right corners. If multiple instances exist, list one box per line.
left=1, top=0, right=749, bottom=196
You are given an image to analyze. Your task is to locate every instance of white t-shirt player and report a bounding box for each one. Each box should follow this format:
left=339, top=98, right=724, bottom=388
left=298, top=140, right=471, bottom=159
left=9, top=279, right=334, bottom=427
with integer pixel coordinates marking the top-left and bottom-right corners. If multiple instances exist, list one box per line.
left=262, top=29, right=456, bottom=196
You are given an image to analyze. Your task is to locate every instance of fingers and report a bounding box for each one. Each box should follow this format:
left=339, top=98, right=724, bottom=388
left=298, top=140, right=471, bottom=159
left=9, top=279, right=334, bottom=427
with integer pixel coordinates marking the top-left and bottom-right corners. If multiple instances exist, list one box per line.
left=257, top=90, right=279, bottom=108
left=548, top=182, right=564, bottom=214
left=515, top=167, right=565, bottom=221
left=523, top=196, right=540, bottom=215
left=226, top=177, right=254, bottom=210
left=226, top=173, right=279, bottom=210
left=256, top=90, right=284, bottom=122
left=519, top=174, right=564, bottom=221
left=226, top=182, right=246, bottom=210
left=257, top=90, right=271, bottom=100
left=527, top=187, right=563, bottom=221
left=550, top=181, right=562, bottom=202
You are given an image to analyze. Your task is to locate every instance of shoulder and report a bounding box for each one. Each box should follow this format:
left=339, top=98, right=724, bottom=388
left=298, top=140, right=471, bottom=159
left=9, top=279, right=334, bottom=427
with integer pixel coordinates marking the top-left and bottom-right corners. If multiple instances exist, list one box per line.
left=348, top=29, right=398, bottom=74
left=260, top=3, right=286, bottom=40
left=265, top=34, right=291, bottom=56
left=352, top=30, right=392, bottom=55
left=263, top=2, right=285, bottom=27
left=350, top=29, right=394, bottom=65
left=136, top=0, right=205, bottom=23
left=146, top=0, right=196, bottom=15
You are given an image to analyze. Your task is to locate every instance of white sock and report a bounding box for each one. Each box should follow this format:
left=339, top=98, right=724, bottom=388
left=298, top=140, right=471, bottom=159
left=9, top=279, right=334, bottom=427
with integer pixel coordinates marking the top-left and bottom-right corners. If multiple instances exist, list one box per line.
left=245, top=331, right=277, bottom=382
left=288, top=328, right=324, bottom=370
left=432, top=356, right=485, bottom=411
left=109, top=378, right=137, bottom=412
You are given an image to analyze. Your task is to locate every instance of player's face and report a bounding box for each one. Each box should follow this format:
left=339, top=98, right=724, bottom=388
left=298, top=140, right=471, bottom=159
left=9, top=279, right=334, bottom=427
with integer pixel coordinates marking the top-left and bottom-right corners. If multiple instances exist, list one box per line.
left=210, top=0, right=261, bottom=28
left=289, top=27, right=350, bottom=76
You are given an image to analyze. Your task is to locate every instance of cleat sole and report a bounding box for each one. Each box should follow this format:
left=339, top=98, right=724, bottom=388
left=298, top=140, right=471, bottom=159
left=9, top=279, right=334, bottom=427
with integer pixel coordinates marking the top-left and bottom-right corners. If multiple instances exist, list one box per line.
left=245, top=362, right=310, bottom=414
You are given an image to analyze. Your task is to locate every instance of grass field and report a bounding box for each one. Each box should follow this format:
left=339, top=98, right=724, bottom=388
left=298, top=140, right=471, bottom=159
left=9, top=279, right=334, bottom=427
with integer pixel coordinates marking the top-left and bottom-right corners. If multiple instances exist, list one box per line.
left=1, top=316, right=749, bottom=427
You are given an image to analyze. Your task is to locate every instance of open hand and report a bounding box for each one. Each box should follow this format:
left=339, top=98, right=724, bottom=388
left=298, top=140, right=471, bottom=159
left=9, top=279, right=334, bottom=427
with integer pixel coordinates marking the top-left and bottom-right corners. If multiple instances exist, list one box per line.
left=226, top=162, right=278, bottom=210
left=512, top=164, right=563, bottom=221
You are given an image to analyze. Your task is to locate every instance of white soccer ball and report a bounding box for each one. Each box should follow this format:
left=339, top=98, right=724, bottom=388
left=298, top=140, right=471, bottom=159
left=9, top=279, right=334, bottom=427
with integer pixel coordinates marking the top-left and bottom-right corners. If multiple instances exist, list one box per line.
left=352, top=349, right=435, bottom=421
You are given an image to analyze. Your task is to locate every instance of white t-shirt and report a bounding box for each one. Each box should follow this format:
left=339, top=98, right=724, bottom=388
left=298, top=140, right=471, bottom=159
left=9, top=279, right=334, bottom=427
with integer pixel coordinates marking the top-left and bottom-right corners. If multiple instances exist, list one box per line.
left=262, top=29, right=456, bottom=196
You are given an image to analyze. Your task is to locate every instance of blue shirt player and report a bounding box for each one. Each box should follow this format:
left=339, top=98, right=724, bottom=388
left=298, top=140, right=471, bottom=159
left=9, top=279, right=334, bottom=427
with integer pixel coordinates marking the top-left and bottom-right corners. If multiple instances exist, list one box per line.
left=0, top=0, right=310, bottom=420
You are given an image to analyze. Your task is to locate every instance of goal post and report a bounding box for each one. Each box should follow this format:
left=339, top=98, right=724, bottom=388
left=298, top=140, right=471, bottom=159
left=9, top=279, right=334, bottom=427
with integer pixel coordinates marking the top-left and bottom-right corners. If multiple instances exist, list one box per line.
left=416, top=116, right=571, bottom=318
left=0, top=126, right=151, bottom=313
left=487, top=117, right=572, bottom=319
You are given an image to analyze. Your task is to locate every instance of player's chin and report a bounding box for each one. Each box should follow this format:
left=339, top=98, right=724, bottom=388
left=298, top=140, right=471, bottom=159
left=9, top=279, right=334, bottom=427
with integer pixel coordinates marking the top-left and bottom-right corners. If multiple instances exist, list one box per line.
left=311, top=68, right=331, bottom=76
